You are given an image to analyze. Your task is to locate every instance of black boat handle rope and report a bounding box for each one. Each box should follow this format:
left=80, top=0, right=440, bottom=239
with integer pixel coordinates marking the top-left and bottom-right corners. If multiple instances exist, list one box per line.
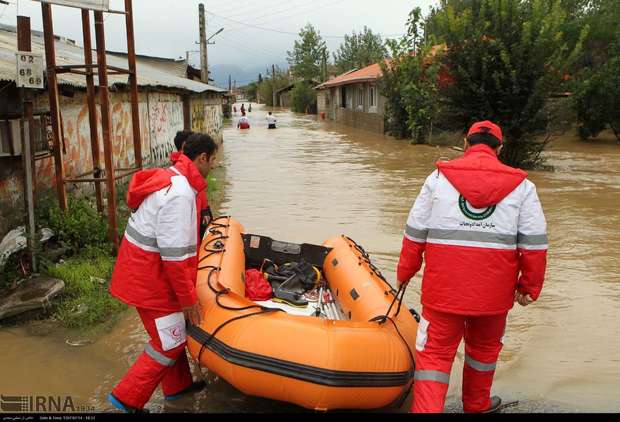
left=369, top=282, right=416, bottom=382
left=342, top=235, right=396, bottom=293
left=192, top=216, right=284, bottom=364
left=370, top=283, right=407, bottom=326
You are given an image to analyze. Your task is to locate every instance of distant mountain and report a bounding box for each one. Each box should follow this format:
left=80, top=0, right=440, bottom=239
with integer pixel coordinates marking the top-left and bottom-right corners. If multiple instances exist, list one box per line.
left=210, top=63, right=288, bottom=88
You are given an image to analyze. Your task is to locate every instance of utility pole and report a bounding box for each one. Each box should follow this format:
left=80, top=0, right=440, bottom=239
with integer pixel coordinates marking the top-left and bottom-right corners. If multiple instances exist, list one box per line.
left=322, top=47, right=328, bottom=82
left=199, top=3, right=208, bottom=83
left=272, top=64, right=277, bottom=107
left=17, top=15, right=37, bottom=273
left=228, top=74, right=232, bottom=93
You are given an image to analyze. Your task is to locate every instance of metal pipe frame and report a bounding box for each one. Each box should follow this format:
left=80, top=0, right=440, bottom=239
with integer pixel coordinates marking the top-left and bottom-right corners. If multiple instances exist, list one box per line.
left=81, top=9, right=104, bottom=213
left=41, top=3, right=67, bottom=211
left=125, top=0, right=142, bottom=169
left=39, top=1, right=142, bottom=251
left=94, top=10, right=119, bottom=250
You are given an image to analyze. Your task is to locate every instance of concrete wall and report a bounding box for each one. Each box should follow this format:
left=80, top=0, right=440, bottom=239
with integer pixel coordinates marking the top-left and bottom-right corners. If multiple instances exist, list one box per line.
left=279, top=92, right=291, bottom=109
left=0, top=89, right=223, bottom=237
left=317, top=90, right=328, bottom=115
left=317, top=81, right=386, bottom=133
left=190, top=92, right=224, bottom=144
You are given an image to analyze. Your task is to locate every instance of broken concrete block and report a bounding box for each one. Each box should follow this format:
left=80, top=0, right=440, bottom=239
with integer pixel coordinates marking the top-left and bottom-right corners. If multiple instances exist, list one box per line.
left=0, top=277, right=65, bottom=321
left=0, top=227, right=56, bottom=270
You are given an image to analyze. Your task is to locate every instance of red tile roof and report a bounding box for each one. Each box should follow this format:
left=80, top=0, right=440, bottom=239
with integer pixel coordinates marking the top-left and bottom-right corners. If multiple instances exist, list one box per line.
left=315, top=45, right=447, bottom=90
left=316, top=62, right=385, bottom=89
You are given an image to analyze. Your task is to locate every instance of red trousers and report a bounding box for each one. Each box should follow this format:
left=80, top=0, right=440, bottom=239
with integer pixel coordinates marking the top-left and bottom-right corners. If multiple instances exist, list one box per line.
left=412, top=307, right=507, bottom=413
left=112, top=308, right=193, bottom=409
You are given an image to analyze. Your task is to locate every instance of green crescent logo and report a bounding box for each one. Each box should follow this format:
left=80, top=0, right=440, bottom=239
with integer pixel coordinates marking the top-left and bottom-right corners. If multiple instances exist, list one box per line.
left=459, top=195, right=496, bottom=220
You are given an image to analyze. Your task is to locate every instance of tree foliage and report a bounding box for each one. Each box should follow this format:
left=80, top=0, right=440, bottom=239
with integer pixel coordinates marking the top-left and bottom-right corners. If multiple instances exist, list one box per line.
left=333, top=26, right=387, bottom=73
left=379, top=8, right=441, bottom=143
left=290, top=81, right=317, bottom=114
left=244, top=81, right=259, bottom=102
left=427, top=0, right=587, bottom=168
left=257, top=67, right=290, bottom=107
left=573, top=36, right=620, bottom=140
left=287, top=24, right=327, bottom=81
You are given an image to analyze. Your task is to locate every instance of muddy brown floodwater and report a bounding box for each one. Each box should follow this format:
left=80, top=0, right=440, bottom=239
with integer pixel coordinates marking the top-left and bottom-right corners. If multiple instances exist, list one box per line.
left=1, top=103, right=619, bottom=413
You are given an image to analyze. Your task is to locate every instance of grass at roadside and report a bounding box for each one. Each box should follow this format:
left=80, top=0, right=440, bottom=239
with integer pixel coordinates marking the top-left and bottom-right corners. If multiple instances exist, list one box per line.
left=46, top=253, right=126, bottom=329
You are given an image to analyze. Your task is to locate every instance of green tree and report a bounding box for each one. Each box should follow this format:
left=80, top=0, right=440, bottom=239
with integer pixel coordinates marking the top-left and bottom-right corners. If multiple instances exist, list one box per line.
left=290, top=81, right=317, bottom=114
left=428, top=0, right=588, bottom=168
left=287, top=23, right=327, bottom=81
left=257, top=66, right=289, bottom=107
left=244, top=81, right=259, bottom=102
left=559, top=0, right=618, bottom=73
left=379, top=8, right=442, bottom=143
left=573, top=36, right=620, bottom=140
left=333, top=26, right=387, bottom=73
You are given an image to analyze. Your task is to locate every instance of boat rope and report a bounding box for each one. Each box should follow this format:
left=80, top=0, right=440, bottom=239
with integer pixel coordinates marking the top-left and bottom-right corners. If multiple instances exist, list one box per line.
left=369, top=283, right=407, bottom=326
left=385, top=316, right=416, bottom=376
left=343, top=234, right=416, bottom=378
left=192, top=216, right=284, bottom=364
left=368, top=282, right=416, bottom=381
left=196, top=307, right=283, bottom=364
left=342, top=235, right=396, bottom=293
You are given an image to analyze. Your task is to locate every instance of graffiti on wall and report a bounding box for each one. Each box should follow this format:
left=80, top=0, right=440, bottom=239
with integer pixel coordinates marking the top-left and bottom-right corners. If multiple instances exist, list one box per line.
left=1, top=91, right=223, bottom=235
left=149, top=95, right=184, bottom=165
left=191, top=100, right=223, bottom=143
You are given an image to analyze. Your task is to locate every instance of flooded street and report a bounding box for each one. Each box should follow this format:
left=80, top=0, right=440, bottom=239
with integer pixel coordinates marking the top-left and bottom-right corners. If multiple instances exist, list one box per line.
left=1, top=103, right=619, bottom=413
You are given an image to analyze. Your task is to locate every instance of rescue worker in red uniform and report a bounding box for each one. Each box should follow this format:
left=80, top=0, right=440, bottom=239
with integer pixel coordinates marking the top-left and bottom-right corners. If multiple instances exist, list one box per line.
left=107, top=134, right=218, bottom=413
left=397, top=121, right=548, bottom=413
left=171, top=130, right=213, bottom=240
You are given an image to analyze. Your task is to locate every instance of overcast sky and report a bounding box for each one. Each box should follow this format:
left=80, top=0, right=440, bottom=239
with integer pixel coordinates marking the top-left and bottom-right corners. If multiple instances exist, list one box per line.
left=1, top=0, right=436, bottom=84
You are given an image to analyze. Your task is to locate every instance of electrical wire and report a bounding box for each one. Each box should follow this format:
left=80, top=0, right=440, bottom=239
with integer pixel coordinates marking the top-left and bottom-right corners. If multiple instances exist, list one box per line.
left=206, top=0, right=351, bottom=38
left=213, top=0, right=329, bottom=33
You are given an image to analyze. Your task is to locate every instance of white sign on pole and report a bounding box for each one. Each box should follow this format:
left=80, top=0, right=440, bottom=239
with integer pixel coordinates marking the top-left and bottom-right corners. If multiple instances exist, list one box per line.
left=16, top=52, right=45, bottom=90
left=33, top=0, right=110, bottom=11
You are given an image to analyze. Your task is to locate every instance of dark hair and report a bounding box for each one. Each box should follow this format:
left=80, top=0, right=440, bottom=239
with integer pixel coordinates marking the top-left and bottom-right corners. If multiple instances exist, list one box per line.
left=467, top=132, right=501, bottom=149
left=183, top=133, right=218, bottom=161
left=174, top=130, right=193, bottom=151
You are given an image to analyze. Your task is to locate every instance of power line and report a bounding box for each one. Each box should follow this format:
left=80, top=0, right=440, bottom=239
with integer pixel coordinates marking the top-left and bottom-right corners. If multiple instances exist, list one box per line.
left=212, top=0, right=301, bottom=22
left=206, top=0, right=332, bottom=37
left=206, top=0, right=369, bottom=39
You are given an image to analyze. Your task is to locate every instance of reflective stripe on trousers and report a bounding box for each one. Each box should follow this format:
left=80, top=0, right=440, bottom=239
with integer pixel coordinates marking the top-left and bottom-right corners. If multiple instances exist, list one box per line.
left=412, top=307, right=507, bottom=414
left=111, top=308, right=193, bottom=409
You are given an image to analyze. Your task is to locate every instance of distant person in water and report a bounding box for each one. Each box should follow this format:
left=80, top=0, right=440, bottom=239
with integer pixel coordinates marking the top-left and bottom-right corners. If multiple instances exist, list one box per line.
left=240, top=104, right=246, bottom=114
left=248, top=104, right=252, bottom=113
left=238, top=112, right=250, bottom=130
left=233, top=105, right=237, bottom=114
left=267, top=112, right=277, bottom=129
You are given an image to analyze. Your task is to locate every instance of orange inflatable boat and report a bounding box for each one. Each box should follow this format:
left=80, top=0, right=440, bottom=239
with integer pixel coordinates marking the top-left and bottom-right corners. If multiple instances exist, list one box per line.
left=187, top=217, right=419, bottom=411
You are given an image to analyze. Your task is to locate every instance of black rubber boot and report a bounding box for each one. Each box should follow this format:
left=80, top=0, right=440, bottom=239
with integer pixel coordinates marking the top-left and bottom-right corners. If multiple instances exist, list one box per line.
left=482, top=396, right=503, bottom=413
left=164, top=380, right=206, bottom=401
left=107, top=393, right=150, bottom=413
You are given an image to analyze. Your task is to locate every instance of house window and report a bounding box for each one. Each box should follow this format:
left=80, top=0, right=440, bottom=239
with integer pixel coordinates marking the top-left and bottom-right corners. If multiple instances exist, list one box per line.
left=357, top=87, right=364, bottom=110
left=0, top=116, right=51, bottom=157
left=369, top=85, right=376, bottom=108
left=0, top=120, right=13, bottom=155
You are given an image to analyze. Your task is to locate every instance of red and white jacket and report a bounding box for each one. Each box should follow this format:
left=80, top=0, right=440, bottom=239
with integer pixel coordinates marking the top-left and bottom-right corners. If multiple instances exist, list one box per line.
left=110, top=155, right=207, bottom=312
left=397, top=144, right=548, bottom=315
left=171, top=151, right=211, bottom=240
